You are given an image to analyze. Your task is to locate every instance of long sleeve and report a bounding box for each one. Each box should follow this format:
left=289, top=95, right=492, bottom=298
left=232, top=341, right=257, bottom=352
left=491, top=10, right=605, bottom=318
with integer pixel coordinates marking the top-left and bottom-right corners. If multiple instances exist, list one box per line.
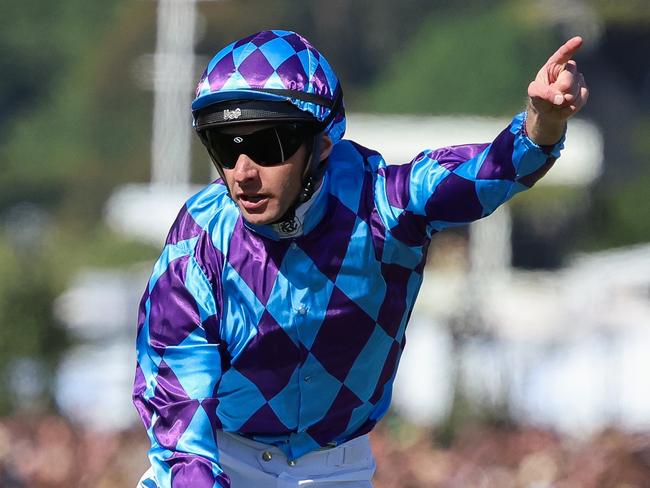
left=133, top=229, right=231, bottom=488
left=375, top=111, right=564, bottom=244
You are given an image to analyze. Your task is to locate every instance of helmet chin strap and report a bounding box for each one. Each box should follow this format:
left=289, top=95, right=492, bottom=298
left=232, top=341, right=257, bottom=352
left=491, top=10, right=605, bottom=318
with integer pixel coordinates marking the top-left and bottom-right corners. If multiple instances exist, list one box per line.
left=272, top=132, right=326, bottom=225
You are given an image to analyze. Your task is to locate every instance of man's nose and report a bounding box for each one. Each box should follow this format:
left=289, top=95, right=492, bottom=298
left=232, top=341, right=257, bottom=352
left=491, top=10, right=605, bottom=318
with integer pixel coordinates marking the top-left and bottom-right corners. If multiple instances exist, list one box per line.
left=232, top=154, right=259, bottom=182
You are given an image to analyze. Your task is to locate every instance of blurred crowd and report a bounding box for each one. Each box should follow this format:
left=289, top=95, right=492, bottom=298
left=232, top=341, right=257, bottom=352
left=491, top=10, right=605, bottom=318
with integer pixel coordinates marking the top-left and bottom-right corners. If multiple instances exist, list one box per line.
left=372, top=423, right=650, bottom=487
left=0, top=415, right=147, bottom=488
left=2, top=415, right=650, bottom=487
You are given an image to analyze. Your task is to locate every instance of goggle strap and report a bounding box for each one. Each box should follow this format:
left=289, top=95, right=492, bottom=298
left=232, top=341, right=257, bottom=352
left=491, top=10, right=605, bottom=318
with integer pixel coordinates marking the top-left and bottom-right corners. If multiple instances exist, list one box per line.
left=320, top=87, right=343, bottom=129
left=228, top=86, right=343, bottom=130
left=244, top=88, right=335, bottom=109
left=297, top=133, right=326, bottom=205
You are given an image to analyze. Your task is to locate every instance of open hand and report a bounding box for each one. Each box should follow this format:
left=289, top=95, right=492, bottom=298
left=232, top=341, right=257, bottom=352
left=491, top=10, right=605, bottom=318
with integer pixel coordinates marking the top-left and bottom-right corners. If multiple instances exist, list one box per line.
left=528, top=36, right=589, bottom=122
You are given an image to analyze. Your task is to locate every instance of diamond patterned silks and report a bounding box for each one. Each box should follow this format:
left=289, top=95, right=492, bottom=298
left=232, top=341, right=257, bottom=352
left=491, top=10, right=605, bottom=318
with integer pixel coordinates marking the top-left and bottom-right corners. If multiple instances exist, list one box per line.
left=425, top=172, right=486, bottom=223
left=204, top=30, right=326, bottom=93
left=150, top=360, right=200, bottom=450
left=297, top=195, right=357, bottom=283
left=168, top=454, right=230, bottom=487
left=165, top=205, right=203, bottom=246
left=134, top=111, right=564, bottom=486
left=207, top=52, right=235, bottom=92
left=233, top=310, right=300, bottom=401
left=311, top=287, right=377, bottom=383
left=239, top=403, right=290, bottom=435
left=228, top=219, right=289, bottom=306
left=237, top=49, right=275, bottom=87
left=306, top=384, right=363, bottom=445
left=276, top=55, right=308, bottom=91
left=148, top=255, right=200, bottom=352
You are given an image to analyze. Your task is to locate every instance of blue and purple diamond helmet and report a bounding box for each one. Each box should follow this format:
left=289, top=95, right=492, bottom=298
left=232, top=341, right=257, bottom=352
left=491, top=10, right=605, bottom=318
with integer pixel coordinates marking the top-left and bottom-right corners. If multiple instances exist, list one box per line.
left=192, top=30, right=346, bottom=144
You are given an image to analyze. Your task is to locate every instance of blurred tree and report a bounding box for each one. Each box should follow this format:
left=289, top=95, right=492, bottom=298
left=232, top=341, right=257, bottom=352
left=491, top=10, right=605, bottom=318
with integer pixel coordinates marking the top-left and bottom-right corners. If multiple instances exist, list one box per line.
left=0, top=2, right=63, bottom=142
left=585, top=117, right=650, bottom=248
left=196, top=0, right=447, bottom=110
left=0, top=0, right=154, bottom=222
left=0, top=0, right=158, bottom=415
left=363, top=2, right=555, bottom=115
left=0, top=233, right=68, bottom=414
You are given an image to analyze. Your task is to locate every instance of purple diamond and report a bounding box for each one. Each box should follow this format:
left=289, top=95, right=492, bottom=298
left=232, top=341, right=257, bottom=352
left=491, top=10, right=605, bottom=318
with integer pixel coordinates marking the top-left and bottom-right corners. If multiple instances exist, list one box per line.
left=133, top=364, right=153, bottom=430
left=310, top=287, right=376, bottom=382
left=476, top=127, right=516, bottom=180
left=519, top=157, right=556, bottom=188
left=369, top=340, right=401, bottom=404
left=424, top=173, right=485, bottom=223
left=368, top=207, right=386, bottom=261
left=298, top=195, right=356, bottom=283
left=208, top=51, right=236, bottom=92
left=430, top=144, right=490, bottom=172
left=310, top=64, right=331, bottom=97
left=228, top=219, right=289, bottom=305
left=151, top=359, right=190, bottom=404
left=238, top=49, right=275, bottom=88
left=150, top=360, right=199, bottom=450
left=281, top=32, right=308, bottom=53
left=376, top=263, right=411, bottom=337
left=249, top=30, right=279, bottom=47
left=193, top=229, right=225, bottom=306
left=168, top=454, right=220, bottom=486
left=165, top=205, right=202, bottom=245
left=355, top=168, right=375, bottom=223
left=233, top=310, right=300, bottom=400
left=277, top=54, right=308, bottom=91
left=201, top=398, right=223, bottom=433
left=389, top=211, right=429, bottom=247
left=148, top=256, right=200, bottom=352
left=382, top=163, right=411, bottom=210
left=239, top=403, right=289, bottom=435
left=306, top=384, right=363, bottom=445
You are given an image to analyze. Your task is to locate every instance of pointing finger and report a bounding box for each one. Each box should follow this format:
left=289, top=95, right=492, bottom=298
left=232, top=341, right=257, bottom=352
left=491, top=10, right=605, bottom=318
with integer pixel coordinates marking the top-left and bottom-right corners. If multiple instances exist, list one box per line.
left=547, top=36, right=583, bottom=66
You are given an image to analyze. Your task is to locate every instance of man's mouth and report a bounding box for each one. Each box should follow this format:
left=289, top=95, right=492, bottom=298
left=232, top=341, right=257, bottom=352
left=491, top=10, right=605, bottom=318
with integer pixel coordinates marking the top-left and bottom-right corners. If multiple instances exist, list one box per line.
left=238, top=193, right=269, bottom=211
left=241, top=194, right=264, bottom=202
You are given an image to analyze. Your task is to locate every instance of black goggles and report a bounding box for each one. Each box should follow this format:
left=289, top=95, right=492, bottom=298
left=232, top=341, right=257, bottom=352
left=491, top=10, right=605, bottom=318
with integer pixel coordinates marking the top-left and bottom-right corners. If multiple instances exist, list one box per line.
left=199, top=123, right=319, bottom=170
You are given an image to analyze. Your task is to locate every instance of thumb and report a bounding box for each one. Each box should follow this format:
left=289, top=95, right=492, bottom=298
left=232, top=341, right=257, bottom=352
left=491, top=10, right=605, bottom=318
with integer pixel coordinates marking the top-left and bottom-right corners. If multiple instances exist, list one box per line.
left=528, top=80, right=564, bottom=106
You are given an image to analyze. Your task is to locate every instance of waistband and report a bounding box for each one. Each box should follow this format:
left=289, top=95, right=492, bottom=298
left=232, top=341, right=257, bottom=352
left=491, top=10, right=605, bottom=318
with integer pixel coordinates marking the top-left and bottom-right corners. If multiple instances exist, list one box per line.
left=217, top=430, right=373, bottom=469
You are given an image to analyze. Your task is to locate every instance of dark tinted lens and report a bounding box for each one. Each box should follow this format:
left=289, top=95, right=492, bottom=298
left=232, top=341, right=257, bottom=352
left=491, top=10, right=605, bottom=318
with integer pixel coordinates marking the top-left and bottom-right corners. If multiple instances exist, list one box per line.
left=203, top=123, right=315, bottom=169
left=274, top=124, right=312, bottom=161
left=205, top=127, right=283, bottom=169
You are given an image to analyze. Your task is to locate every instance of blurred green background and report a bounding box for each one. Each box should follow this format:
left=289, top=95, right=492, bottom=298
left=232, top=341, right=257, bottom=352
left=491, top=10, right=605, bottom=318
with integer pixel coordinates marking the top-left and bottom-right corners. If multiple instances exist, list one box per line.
left=1, top=0, right=649, bottom=486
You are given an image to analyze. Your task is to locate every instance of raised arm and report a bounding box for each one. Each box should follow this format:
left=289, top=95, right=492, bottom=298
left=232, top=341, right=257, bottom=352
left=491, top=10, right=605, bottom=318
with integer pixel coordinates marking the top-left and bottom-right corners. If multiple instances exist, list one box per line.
left=374, top=37, right=588, bottom=244
left=526, top=36, right=589, bottom=145
left=133, top=228, right=230, bottom=488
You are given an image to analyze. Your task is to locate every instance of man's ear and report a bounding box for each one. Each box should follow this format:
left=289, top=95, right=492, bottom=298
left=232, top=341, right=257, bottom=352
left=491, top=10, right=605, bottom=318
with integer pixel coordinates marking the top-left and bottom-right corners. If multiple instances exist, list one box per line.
left=319, top=134, right=333, bottom=162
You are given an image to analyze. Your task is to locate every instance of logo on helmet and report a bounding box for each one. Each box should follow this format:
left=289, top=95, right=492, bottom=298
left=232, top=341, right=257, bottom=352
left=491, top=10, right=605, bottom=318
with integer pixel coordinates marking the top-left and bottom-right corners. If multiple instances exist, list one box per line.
left=233, top=137, right=243, bottom=143
left=223, top=108, right=242, bottom=120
